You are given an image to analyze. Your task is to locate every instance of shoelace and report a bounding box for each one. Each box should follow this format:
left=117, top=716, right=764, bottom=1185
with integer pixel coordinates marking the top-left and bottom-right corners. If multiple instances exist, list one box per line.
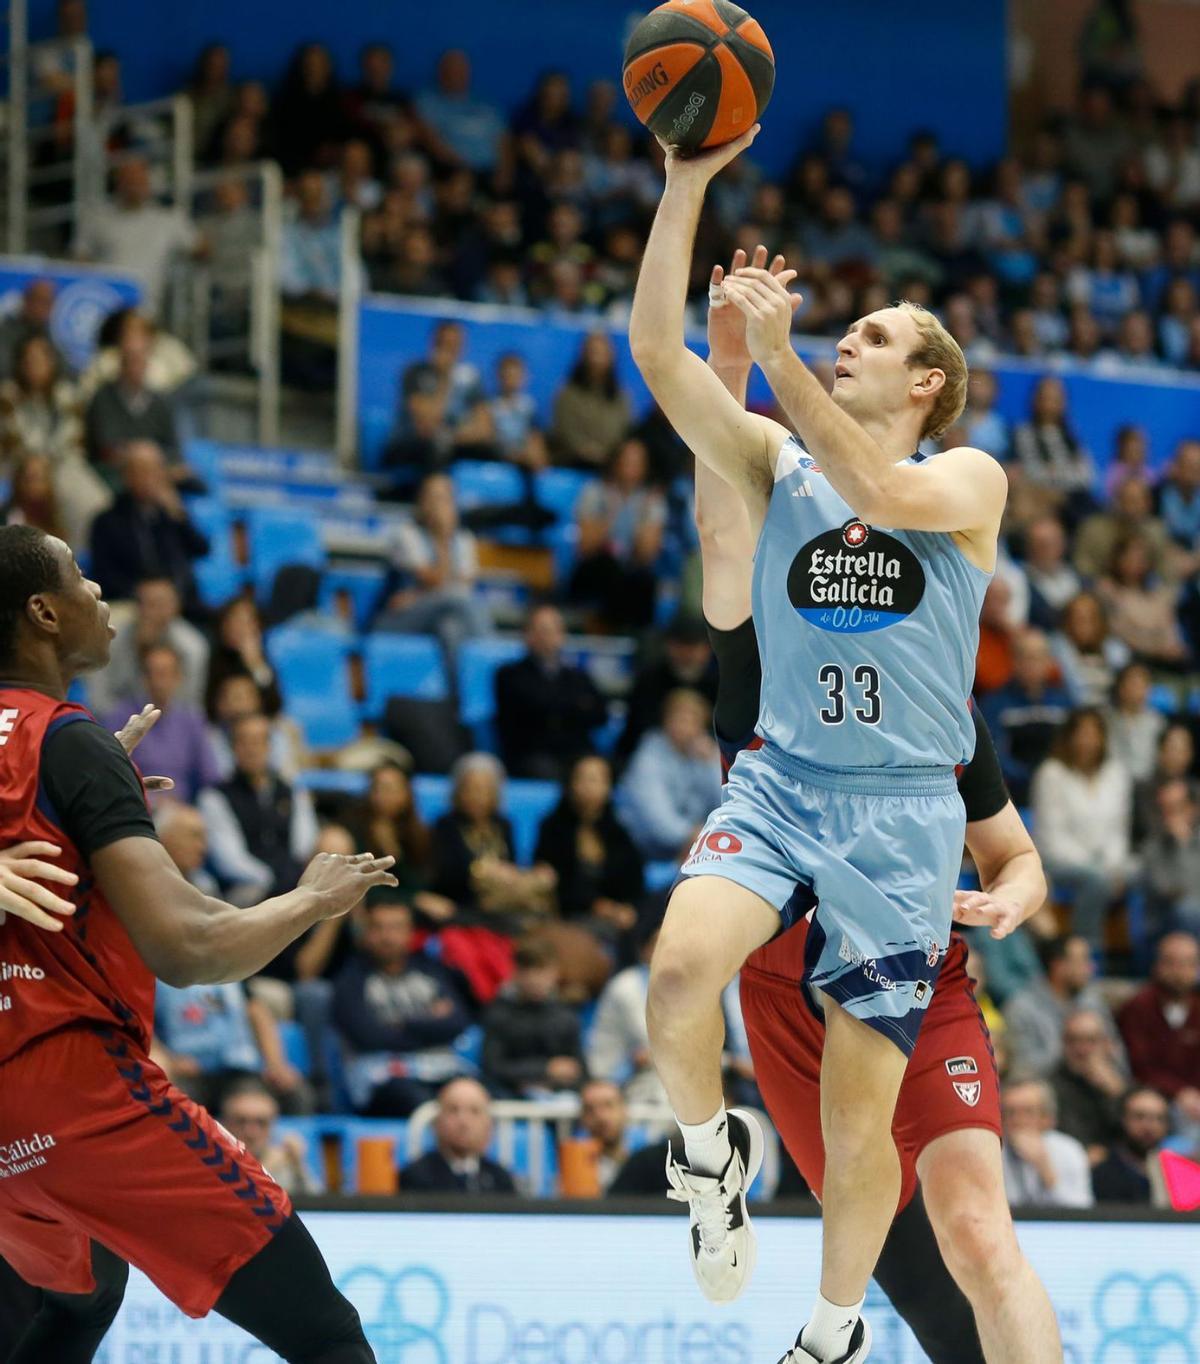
left=666, top=1165, right=734, bottom=1254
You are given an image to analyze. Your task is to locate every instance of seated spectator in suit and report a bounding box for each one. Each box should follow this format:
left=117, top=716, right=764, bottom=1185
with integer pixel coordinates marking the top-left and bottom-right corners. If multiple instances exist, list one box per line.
left=219, top=1078, right=322, bottom=1196
left=104, top=642, right=222, bottom=804
left=1050, top=1008, right=1126, bottom=1163
left=617, top=614, right=718, bottom=762
left=481, top=937, right=584, bottom=1098
left=1118, top=932, right=1200, bottom=1137
left=332, top=896, right=473, bottom=1116
left=1092, top=1086, right=1171, bottom=1205
left=981, top=627, right=1072, bottom=804
left=1000, top=1077, right=1094, bottom=1208
left=89, top=441, right=209, bottom=610
left=205, top=595, right=285, bottom=718
left=617, top=689, right=723, bottom=862
left=578, top=1078, right=633, bottom=1194
left=400, top=1077, right=516, bottom=1194
left=84, top=313, right=182, bottom=469
left=495, top=603, right=607, bottom=780
left=89, top=575, right=209, bottom=716
left=197, top=714, right=319, bottom=913
left=1004, top=935, right=1118, bottom=1077
left=206, top=672, right=306, bottom=785
left=535, top=754, right=644, bottom=944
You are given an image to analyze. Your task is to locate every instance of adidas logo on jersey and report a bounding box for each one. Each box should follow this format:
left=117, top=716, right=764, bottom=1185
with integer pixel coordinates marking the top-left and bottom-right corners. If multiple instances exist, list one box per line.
left=791, top=482, right=814, bottom=498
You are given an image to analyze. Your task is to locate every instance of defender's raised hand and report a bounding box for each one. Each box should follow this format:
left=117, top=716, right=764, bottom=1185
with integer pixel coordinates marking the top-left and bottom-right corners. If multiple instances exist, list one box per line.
left=0, top=842, right=78, bottom=931
left=708, top=245, right=792, bottom=372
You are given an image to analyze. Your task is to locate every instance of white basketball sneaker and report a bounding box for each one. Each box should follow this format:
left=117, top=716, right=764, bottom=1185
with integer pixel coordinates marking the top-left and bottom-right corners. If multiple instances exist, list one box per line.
left=777, top=1318, right=873, bottom=1364
left=665, top=1108, right=764, bottom=1303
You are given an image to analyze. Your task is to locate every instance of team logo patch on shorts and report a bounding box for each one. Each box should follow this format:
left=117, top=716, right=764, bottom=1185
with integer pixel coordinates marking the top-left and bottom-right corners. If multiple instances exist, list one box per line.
left=945, top=1056, right=978, bottom=1077
left=684, top=830, right=743, bottom=866
left=953, top=1080, right=982, bottom=1107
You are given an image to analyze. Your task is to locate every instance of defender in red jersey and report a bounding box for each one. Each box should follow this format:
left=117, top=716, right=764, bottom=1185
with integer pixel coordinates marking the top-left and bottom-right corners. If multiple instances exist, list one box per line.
left=694, top=249, right=1063, bottom=1364
left=0, top=525, right=396, bottom=1363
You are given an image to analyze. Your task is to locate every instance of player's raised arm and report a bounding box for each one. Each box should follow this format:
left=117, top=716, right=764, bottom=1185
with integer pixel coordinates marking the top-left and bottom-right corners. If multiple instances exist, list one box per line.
left=721, top=269, right=1006, bottom=543
left=628, top=131, right=789, bottom=527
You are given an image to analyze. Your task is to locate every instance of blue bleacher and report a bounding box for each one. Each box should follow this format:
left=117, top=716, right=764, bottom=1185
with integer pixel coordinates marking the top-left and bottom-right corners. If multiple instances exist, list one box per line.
left=410, top=774, right=559, bottom=865
left=450, top=460, right=527, bottom=511
left=295, top=769, right=370, bottom=798
left=267, top=628, right=355, bottom=747
left=534, top=467, right=592, bottom=524
left=246, top=507, right=326, bottom=599
left=411, top=773, right=451, bottom=825
left=457, top=637, right=526, bottom=745
left=320, top=565, right=387, bottom=631
left=362, top=633, right=450, bottom=716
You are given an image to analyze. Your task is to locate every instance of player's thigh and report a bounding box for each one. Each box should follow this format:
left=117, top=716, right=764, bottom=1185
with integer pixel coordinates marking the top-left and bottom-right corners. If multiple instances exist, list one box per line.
left=819, top=993, right=909, bottom=1136
left=654, top=873, right=780, bottom=993
left=916, top=1128, right=1019, bottom=1271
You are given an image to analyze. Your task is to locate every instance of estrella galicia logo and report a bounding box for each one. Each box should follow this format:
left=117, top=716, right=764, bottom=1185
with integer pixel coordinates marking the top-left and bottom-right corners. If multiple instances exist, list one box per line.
left=1093, top=1271, right=1197, bottom=1363
left=339, top=1265, right=449, bottom=1363
left=51, top=278, right=135, bottom=371
left=787, top=519, right=926, bottom=634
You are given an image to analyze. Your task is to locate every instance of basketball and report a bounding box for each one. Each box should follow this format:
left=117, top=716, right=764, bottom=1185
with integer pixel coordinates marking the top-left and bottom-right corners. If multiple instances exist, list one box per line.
left=622, top=0, right=774, bottom=154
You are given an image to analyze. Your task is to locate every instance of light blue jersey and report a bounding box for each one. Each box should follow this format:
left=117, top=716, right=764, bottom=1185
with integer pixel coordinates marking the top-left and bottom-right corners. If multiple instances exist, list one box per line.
left=751, top=436, right=990, bottom=769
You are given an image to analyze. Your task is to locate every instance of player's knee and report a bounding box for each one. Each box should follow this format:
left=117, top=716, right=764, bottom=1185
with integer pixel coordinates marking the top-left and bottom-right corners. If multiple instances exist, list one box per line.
left=935, top=1199, right=1020, bottom=1292
left=647, top=940, right=723, bottom=1020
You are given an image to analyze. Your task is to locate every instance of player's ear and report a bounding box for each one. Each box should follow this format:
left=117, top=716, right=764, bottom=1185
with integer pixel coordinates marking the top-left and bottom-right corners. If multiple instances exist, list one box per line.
left=912, top=367, right=946, bottom=398
left=25, top=592, right=60, bottom=634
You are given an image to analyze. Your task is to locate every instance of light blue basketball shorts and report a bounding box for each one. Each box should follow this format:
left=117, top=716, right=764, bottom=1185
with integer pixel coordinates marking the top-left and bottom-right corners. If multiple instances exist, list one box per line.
left=678, top=742, right=966, bottom=1056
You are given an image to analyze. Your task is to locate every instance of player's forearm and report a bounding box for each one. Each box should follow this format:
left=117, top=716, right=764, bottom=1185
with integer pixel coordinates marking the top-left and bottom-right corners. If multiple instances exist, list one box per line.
left=758, top=348, right=899, bottom=520
left=629, top=181, right=705, bottom=366
left=185, top=886, right=326, bottom=986
left=695, top=362, right=755, bottom=552
left=978, top=848, right=1047, bottom=928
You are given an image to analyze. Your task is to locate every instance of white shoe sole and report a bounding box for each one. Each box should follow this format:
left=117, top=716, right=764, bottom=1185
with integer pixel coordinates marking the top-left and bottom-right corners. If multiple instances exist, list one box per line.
left=697, top=1108, right=765, bottom=1304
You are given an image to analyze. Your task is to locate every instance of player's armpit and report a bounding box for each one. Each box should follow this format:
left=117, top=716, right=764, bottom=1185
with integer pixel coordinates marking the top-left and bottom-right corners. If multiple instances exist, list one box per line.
left=635, top=345, right=785, bottom=522
left=874, top=447, right=1008, bottom=537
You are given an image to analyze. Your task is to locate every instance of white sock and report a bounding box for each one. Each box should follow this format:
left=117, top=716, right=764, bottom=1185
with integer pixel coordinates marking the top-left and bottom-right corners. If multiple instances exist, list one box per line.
left=800, top=1290, right=863, bottom=1362
left=677, top=1106, right=733, bottom=1177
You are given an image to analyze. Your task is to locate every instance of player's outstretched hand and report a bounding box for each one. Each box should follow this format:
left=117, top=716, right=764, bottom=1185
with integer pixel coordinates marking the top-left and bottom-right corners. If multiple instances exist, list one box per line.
left=300, top=850, right=398, bottom=918
left=0, top=841, right=78, bottom=931
left=708, top=244, right=791, bottom=371
left=952, top=889, right=1023, bottom=940
left=660, top=123, right=759, bottom=190
left=113, top=704, right=175, bottom=792
left=721, top=264, right=801, bottom=367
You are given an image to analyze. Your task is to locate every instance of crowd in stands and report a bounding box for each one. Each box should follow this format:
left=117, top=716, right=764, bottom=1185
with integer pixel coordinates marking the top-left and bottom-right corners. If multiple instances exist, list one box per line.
left=2, top=9, right=1199, bottom=1206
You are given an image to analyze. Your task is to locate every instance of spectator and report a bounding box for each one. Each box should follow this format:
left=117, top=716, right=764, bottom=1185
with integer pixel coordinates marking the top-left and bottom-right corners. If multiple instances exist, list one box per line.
left=273, top=43, right=347, bottom=175
left=535, top=753, right=645, bottom=938
left=374, top=472, right=491, bottom=666
left=1066, top=230, right=1141, bottom=331
left=279, top=170, right=345, bottom=305
left=205, top=672, right=304, bottom=785
left=1117, top=932, right=1200, bottom=1135
left=332, top=896, right=473, bottom=1116
left=1133, top=723, right=1198, bottom=845
left=960, top=368, right=1010, bottom=462
left=219, top=1077, right=321, bottom=1196
left=579, top=1078, right=632, bottom=1193
left=550, top=331, right=631, bottom=470
left=1157, top=439, right=1200, bottom=551
left=205, top=596, right=284, bottom=719
left=88, top=442, right=208, bottom=608
left=1144, top=112, right=1200, bottom=213
left=346, top=760, right=440, bottom=910
left=77, top=309, right=199, bottom=406
left=154, top=799, right=218, bottom=895
left=0, top=454, right=67, bottom=543
left=1105, top=661, right=1166, bottom=783
left=1052, top=590, right=1130, bottom=706
left=617, top=689, right=722, bottom=862
left=981, top=628, right=1073, bottom=804
left=801, top=186, right=877, bottom=272
left=488, top=352, right=539, bottom=460
left=1000, top=1077, right=1094, bottom=1208
left=1074, top=477, right=1176, bottom=583
left=1030, top=709, right=1132, bottom=947
left=343, top=42, right=410, bottom=157
left=0, top=335, right=106, bottom=544
left=1004, top=934, right=1117, bottom=1077
left=414, top=49, right=510, bottom=179
left=1050, top=1008, right=1126, bottom=1162
left=1097, top=535, right=1190, bottom=670
left=1104, top=424, right=1151, bottom=499
left=587, top=927, right=666, bottom=1106
left=974, top=575, right=1019, bottom=697
left=330, top=138, right=383, bottom=213
left=481, top=936, right=584, bottom=1097
left=104, top=642, right=221, bottom=804
left=399, top=1077, right=516, bottom=1194
left=617, top=614, right=718, bottom=761
left=495, top=603, right=607, bottom=780
left=1063, top=86, right=1129, bottom=202
left=197, top=713, right=319, bottom=907
left=1019, top=515, right=1081, bottom=632
left=1091, top=1087, right=1171, bottom=1205
left=1140, top=781, right=1200, bottom=938
left=188, top=43, right=235, bottom=159
left=0, top=279, right=66, bottom=378
left=1010, top=376, right=1096, bottom=525
left=84, top=318, right=182, bottom=470
left=74, top=156, right=201, bottom=317
left=89, top=574, right=209, bottom=717
left=1159, top=279, right=1198, bottom=368
left=569, top=437, right=666, bottom=631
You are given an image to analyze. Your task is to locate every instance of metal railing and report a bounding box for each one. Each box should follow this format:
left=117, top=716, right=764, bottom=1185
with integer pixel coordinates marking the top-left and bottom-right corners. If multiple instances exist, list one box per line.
left=336, top=204, right=363, bottom=468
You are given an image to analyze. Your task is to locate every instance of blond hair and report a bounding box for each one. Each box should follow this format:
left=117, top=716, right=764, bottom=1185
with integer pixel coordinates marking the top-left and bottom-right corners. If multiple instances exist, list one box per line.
left=895, top=300, right=968, bottom=441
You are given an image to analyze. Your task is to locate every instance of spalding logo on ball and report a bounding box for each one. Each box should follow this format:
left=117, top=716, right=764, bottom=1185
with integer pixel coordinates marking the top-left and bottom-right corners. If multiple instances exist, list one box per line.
left=622, top=0, right=774, bottom=154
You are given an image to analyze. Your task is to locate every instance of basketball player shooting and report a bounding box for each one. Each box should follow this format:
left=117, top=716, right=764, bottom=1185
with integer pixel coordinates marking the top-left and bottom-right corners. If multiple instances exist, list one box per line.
left=629, top=128, right=1009, bottom=1364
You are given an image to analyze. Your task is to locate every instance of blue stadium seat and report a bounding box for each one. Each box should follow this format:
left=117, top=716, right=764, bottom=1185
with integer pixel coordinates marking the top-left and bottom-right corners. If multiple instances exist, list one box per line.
left=645, top=860, right=680, bottom=894
left=362, top=633, right=450, bottom=717
left=1149, top=683, right=1182, bottom=716
left=277, top=1020, right=312, bottom=1077
left=547, top=521, right=579, bottom=583
left=182, top=438, right=224, bottom=490
left=194, top=559, right=245, bottom=609
left=412, top=773, right=451, bottom=825
left=184, top=496, right=234, bottom=554
left=267, top=626, right=353, bottom=715
left=450, top=460, right=526, bottom=511
left=246, top=508, right=325, bottom=599
left=506, top=779, right=561, bottom=865
left=295, top=769, right=370, bottom=798
left=288, top=697, right=360, bottom=750
left=320, top=565, right=387, bottom=630
left=534, top=467, right=592, bottom=524
left=457, top=637, right=526, bottom=741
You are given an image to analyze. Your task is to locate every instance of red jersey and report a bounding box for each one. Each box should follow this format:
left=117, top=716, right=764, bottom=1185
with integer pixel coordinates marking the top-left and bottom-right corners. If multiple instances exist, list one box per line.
left=0, top=687, right=155, bottom=1064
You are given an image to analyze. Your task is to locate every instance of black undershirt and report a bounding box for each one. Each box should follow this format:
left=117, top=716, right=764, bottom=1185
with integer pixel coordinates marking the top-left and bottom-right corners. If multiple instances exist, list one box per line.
left=38, top=719, right=159, bottom=860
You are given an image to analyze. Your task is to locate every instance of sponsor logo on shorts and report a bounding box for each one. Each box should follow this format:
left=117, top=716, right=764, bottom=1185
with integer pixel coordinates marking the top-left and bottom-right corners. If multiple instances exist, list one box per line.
left=924, top=937, right=943, bottom=968
left=0, top=1131, right=56, bottom=1178
left=0, top=962, right=46, bottom=982
left=953, top=1080, right=982, bottom=1108
left=946, top=1056, right=979, bottom=1077
left=684, top=830, right=744, bottom=866
left=837, top=937, right=896, bottom=991
left=914, top=980, right=930, bottom=1003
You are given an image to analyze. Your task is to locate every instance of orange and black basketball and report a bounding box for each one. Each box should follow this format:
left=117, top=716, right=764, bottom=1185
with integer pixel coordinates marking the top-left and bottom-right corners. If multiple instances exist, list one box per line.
left=622, top=0, right=774, bottom=155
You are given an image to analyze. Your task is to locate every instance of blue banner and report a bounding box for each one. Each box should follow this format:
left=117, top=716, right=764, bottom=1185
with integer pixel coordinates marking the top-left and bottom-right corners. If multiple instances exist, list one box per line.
left=0, top=257, right=142, bottom=371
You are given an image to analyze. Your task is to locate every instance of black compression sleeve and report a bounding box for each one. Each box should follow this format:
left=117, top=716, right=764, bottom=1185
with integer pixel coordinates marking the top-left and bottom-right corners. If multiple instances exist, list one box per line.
left=705, top=616, right=762, bottom=748
left=958, top=707, right=1009, bottom=824
left=40, top=719, right=158, bottom=861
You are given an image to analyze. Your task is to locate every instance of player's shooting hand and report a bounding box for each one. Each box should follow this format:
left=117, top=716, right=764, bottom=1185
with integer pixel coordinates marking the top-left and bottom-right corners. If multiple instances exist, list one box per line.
left=113, top=704, right=175, bottom=792
left=708, top=244, right=790, bottom=371
left=300, top=850, right=398, bottom=919
left=952, top=889, right=1023, bottom=940
left=660, top=123, right=759, bottom=191
left=0, top=841, right=78, bottom=931
left=721, top=265, right=801, bottom=367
